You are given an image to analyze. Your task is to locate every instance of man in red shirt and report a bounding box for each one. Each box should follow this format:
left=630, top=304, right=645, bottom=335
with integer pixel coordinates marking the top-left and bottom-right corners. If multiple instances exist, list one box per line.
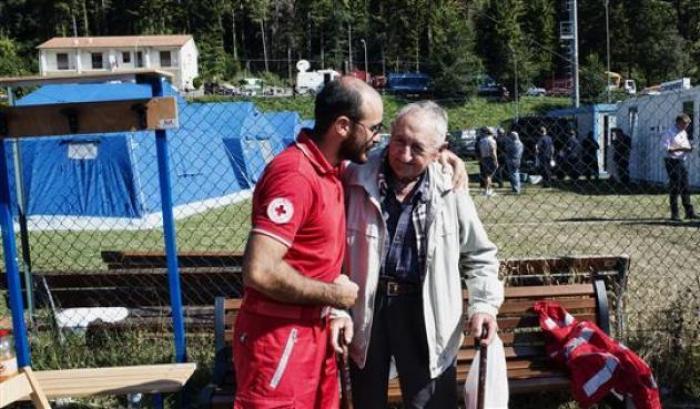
left=233, top=77, right=383, bottom=409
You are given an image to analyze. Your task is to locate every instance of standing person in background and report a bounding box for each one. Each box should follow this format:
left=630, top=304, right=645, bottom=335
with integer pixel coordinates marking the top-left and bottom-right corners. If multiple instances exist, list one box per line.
left=343, top=101, right=503, bottom=409
left=479, top=127, right=499, bottom=196
left=494, top=128, right=507, bottom=188
left=560, top=129, right=582, bottom=180
left=612, top=128, right=631, bottom=184
left=661, top=113, right=697, bottom=221
left=535, top=126, right=554, bottom=188
left=505, top=130, right=524, bottom=194
left=581, top=131, right=600, bottom=181
left=474, top=130, right=486, bottom=189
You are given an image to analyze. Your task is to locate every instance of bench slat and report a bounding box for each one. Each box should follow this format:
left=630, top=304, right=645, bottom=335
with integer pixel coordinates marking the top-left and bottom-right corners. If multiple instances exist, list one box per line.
left=17, top=363, right=196, bottom=400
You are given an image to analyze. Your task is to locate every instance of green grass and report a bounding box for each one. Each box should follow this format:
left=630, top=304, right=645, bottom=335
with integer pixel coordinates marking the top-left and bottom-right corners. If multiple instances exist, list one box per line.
left=192, top=94, right=570, bottom=130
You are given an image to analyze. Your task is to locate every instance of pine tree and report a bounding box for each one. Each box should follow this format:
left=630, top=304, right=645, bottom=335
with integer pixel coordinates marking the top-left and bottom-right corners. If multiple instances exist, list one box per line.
left=427, top=0, right=482, bottom=98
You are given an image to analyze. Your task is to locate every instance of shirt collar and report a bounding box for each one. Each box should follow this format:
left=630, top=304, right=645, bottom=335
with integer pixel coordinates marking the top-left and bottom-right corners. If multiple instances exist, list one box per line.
left=378, top=151, right=430, bottom=204
left=295, top=129, right=337, bottom=175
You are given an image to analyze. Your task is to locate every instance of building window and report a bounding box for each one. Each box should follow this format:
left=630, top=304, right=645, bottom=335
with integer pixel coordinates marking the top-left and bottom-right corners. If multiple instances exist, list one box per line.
left=159, top=51, right=172, bottom=67
left=67, top=142, right=98, bottom=160
left=136, top=51, right=144, bottom=68
left=56, top=53, right=69, bottom=70
left=122, top=52, right=131, bottom=64
left=91, top=52, right=104, bottom=69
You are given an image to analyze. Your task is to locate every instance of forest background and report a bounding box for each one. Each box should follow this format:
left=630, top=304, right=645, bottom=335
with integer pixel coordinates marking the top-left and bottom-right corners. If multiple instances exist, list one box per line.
left=0, top=0, right=699, bottom=101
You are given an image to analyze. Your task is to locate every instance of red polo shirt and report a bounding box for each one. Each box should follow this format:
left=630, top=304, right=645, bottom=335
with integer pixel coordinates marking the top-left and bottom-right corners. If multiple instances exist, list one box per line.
left=246, top=130, right=346, bottom=307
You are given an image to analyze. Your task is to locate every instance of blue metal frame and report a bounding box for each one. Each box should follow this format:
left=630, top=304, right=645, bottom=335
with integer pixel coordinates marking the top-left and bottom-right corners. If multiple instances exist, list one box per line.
left=0, top=138, right=31, bottom=366
left=148, top=76, right=187, bottom=364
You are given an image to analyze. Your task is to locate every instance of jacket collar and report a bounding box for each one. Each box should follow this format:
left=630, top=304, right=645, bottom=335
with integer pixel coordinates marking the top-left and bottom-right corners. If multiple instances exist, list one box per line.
left=295, top=129, right=336, bottom=175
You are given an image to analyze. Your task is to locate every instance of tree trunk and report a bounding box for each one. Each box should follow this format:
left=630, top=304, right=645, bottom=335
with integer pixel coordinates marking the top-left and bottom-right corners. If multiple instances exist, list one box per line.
left=82, top=0, right=89, bottom=36
left=231, top=0, right=238, bottom=61
left=261, top=19, right=269, bottom=72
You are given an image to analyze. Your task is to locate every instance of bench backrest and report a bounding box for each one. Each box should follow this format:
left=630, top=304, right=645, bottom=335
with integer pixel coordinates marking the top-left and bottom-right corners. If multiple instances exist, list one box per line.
left=213, top=278, right=609, bottom=397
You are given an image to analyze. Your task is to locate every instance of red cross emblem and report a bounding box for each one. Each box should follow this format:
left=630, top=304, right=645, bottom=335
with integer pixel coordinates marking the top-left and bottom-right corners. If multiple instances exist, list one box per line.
left=267, top=198, right=294, bottom=223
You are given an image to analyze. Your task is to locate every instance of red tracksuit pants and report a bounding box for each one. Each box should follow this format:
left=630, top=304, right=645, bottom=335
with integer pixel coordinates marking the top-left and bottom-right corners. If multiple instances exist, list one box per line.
left=233, top=309, right=339, bottom=409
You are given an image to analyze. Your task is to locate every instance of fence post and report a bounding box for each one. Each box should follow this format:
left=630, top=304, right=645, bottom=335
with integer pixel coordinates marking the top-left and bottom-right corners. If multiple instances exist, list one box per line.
left=147, top=76, right=187, bottom=364
left=0, top=137, right=31, bottom=367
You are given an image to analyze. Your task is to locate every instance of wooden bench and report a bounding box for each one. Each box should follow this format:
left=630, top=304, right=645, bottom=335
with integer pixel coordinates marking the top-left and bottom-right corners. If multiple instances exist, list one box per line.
left=100, top=250, right=244, bottom=270
left=1, top=363, right=196, bottom=408
left=200, top=255, right=629, bottom=408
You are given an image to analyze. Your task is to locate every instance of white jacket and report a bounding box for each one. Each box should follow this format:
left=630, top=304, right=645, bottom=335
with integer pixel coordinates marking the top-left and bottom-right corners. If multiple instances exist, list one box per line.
left=343, top=151, right=504, bottom=379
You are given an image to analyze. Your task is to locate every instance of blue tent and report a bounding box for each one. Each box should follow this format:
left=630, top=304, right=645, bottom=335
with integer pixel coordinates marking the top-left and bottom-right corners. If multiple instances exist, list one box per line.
left=6, top=82, right=296, bottom=219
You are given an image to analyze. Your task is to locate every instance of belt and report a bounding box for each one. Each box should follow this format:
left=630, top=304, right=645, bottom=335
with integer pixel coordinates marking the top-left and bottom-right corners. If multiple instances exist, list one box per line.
left=377, top=277, right=421, bottom=296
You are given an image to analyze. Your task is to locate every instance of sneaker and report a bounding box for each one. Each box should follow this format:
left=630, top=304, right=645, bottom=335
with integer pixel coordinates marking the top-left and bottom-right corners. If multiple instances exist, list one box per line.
left=686, top=213, right=699, bottom=220
left=670, top=215, right=681, bottom=222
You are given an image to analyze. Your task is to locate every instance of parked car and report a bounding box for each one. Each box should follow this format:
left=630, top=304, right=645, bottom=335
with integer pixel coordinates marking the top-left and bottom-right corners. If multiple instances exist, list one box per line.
left=447, top=129, right=478, bottom=159
left=525, top=87, right=546, bottom=97
left=386, top=72, right=431, bottom=98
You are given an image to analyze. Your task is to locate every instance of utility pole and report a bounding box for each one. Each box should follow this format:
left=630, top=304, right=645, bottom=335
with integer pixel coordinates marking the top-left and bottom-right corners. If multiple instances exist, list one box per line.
left=560, top=0, right=580, bottom=108
left=572, top=0, right=580, bottom=108
left=348, top=24, right=353, bottom=72
left=360, top=39, right=368, bottom=82
left=605, top=0, right=611, bottom=103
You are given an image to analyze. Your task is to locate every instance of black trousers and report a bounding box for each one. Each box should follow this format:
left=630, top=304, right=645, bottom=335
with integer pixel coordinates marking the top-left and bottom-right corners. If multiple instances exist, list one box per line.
left=349, top=292, right=458, bottom=409
left=664, top=158, right=695, bottom=217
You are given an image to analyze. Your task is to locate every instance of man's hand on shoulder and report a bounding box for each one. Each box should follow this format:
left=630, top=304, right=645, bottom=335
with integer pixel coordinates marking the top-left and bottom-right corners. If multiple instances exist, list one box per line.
left=438, top=149, right=468, bottom=189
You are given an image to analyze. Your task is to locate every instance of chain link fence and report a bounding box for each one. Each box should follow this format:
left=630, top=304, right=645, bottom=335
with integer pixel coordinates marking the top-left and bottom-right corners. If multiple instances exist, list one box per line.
left=1, top=84, right=698, bottom=407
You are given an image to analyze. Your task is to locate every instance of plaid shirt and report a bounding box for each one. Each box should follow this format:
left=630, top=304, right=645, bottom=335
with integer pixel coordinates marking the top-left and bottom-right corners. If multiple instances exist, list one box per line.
left=378, top=158, right=430, bottom=283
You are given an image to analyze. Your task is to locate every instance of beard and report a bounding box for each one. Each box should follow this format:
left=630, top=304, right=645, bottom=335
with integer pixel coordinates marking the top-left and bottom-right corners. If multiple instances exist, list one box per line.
left=340, top=126, right=375, bottom=164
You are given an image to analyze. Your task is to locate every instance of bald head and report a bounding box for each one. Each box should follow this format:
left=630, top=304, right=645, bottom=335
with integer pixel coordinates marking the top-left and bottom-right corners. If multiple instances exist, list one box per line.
left=313, top=76, right=383, bottom=138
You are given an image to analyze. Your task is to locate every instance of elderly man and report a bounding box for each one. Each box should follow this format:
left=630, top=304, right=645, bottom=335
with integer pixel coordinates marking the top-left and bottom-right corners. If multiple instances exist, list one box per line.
left=342, top=101, right=503, bottom=408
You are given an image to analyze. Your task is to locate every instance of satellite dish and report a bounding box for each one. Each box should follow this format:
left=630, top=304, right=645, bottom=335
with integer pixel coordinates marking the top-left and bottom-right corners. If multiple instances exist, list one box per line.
left=296, top=59, right=310, bottom=72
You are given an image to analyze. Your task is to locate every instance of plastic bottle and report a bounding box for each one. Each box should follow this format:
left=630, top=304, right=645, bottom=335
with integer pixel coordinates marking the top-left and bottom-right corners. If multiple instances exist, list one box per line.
left=0, top=328, right=18, bottom=381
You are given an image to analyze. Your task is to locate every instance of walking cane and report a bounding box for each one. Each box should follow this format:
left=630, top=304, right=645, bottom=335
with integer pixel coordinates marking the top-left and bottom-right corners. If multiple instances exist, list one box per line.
left=475, top=325, right=489, bottom=409
left=338, top=329, right=354, bottom=409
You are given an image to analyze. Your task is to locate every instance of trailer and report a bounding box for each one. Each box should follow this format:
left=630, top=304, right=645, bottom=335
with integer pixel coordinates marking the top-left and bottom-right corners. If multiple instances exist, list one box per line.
left=294, top=60, right=340, bottom=95
left=615, top=80, right=699, bottom=187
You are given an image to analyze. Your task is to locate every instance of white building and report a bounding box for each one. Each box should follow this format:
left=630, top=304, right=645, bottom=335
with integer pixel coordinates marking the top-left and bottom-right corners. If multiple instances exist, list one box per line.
left=37, top=35, right=199, bottom=90
left=615, top=82, right=699, bottom=187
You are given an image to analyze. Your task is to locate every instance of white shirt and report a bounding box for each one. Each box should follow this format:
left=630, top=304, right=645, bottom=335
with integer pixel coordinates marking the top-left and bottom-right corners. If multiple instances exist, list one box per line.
left=661, top=125, right=691, bottom=160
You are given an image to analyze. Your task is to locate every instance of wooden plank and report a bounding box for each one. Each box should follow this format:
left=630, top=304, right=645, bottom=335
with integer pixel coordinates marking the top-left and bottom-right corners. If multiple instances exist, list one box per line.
left=0, top=97, right=177, bottom=138
left=497, top=297, right=595, bottom=315
left=0, top=372, right=33, bottom=407
left=504, top=284, right=594, bottom=298
left=497, top=255, right=624, bottom=275
left=17, top=363, right=196, bottom=400
left=497, top=313, right=596, bottom=330
left=462, top=283, right=593, bottom=301
left=21, top=367, right=53, bottom=409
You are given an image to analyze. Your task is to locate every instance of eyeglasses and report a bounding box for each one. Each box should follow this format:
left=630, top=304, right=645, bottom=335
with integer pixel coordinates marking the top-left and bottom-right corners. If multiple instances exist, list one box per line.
left=351, top=120, right=384, bottom=135
left=389, top=137, right=437, bottom=158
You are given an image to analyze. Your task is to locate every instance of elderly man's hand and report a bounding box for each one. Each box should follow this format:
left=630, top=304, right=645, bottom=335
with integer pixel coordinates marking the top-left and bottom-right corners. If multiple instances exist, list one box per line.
left=330, top=315, right=354, bottom=354
left=469, top=313, right=498, bottom=346
left=438, top=150, right=468, bottom=189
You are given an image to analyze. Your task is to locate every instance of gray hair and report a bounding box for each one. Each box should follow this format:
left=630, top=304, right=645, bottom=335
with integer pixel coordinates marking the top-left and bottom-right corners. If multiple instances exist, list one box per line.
left=392, top=100, right=448, bottom=146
